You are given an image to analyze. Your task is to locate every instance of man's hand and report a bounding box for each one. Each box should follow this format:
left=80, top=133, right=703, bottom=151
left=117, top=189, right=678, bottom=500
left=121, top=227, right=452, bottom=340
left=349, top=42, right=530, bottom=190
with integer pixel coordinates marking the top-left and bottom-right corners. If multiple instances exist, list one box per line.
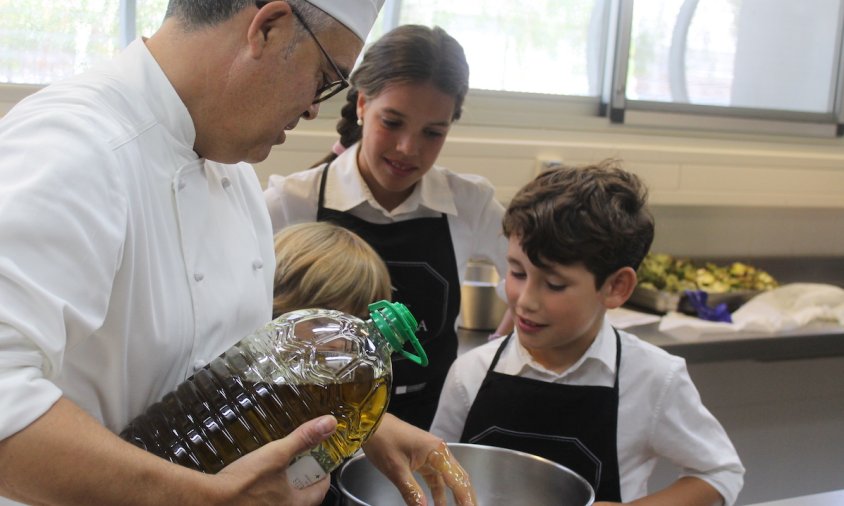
left=211, top=415, right=338, bottom=506
left=362, top=414, right=477, bottom=506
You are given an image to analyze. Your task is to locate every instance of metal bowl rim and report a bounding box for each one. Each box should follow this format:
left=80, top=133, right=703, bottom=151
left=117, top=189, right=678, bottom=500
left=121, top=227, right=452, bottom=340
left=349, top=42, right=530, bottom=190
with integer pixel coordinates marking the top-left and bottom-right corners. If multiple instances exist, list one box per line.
left=337, top=442, right=596, bottom=504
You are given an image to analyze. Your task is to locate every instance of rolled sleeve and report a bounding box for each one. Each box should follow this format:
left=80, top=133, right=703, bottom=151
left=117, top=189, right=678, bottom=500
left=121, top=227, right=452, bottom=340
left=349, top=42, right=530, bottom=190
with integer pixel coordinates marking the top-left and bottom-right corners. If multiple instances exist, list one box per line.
left=0, top=107, right=125, bottom=441
left=650, top=360, right=745, bottom=505
left=0, top=352, right=62, bottom=439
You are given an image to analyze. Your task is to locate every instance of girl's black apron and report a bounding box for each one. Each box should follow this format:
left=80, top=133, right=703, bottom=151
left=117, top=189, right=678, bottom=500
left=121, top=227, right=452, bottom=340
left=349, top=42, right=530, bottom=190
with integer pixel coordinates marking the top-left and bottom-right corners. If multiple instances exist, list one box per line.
left=316, top=164, right=461, bottom=429
left=459, top=331, right=623, bottom=502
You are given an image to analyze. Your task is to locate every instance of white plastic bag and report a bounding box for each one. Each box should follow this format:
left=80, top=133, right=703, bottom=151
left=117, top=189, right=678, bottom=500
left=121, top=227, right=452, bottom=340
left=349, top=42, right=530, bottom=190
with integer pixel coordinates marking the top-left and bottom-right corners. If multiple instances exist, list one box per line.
left=657, top=283, right=844, bottom=339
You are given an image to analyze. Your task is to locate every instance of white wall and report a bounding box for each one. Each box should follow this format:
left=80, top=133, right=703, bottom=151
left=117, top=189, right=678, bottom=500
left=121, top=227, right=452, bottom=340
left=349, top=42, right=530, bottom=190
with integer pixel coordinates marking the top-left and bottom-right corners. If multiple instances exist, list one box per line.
left=4, top=85, right=844, bottom=257
left=252, top=91, right=844, bottom=258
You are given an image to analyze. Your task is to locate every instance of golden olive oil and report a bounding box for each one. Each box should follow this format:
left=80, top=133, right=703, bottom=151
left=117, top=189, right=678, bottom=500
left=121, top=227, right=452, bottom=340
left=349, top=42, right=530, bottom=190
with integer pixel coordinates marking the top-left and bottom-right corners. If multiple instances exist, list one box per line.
left=119, top=303, right=424, bottom=488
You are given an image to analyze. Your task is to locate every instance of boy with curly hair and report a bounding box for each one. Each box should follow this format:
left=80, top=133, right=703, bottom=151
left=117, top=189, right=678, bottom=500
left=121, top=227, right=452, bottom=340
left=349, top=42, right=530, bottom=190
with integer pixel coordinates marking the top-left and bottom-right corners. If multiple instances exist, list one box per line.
left=431, top=161, right=744, bottom=505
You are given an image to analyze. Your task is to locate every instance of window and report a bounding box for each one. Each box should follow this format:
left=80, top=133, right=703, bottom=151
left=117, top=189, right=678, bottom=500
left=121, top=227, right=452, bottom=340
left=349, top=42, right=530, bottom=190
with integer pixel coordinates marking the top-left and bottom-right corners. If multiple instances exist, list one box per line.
left=2, top=0, right=843, bottom=136
left=369, top=0, right=608, bottom=97
left=625, top=0, right=841, bottom=112
left=605, top=0, right=844, bottom=135
left=0, top=0, right=166, bottom=85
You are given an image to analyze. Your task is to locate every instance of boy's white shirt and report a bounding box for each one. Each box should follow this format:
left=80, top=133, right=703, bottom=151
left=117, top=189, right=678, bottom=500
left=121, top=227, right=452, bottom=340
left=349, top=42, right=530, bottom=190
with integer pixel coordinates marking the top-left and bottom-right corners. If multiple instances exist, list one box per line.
left=430, top=316, right=745, bottom=505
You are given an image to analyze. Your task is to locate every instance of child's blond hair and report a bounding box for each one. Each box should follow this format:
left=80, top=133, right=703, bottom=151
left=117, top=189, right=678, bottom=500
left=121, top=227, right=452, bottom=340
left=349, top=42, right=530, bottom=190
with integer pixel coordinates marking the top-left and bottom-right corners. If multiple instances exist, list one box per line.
left=272, top=222, right=391, bottom=319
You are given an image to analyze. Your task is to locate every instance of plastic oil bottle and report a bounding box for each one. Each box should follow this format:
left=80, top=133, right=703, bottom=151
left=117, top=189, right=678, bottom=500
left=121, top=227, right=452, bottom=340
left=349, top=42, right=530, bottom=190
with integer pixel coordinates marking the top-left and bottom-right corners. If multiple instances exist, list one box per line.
left=120, top=300, right=427, bottom=488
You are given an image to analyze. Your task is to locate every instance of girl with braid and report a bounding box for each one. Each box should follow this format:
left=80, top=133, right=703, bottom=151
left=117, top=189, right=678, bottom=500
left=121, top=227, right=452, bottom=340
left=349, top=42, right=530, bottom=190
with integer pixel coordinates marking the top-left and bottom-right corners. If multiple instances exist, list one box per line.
left=264, top=24, right=510, bottom=430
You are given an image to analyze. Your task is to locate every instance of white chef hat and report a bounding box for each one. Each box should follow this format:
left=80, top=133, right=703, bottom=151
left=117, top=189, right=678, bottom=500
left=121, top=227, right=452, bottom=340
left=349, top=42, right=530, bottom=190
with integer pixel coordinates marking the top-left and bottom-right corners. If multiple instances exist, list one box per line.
left=304, top=0, right=385, bottom=41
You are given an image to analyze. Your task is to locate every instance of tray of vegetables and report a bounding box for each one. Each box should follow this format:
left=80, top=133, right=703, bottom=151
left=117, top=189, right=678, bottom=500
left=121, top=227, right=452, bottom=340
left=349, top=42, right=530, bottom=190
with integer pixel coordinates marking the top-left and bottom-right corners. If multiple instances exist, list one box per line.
left=630, top=253, right=779, bottom=314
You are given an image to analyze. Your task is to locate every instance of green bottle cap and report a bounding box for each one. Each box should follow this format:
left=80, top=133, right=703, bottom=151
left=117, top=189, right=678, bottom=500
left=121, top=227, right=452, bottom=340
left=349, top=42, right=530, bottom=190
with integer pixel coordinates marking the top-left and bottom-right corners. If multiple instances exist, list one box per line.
left=368, top=300, right=428, bottom=366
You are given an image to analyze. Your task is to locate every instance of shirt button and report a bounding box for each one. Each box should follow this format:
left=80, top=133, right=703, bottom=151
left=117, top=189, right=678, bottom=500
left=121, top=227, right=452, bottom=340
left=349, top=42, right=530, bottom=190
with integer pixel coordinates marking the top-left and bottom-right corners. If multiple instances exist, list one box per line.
left=177, top=180, right=186, bottom=190
left=194, top=272, right=204, bottom=282
left=221, top=177, right=231, bottom=189
left=252, top=259, right=263, bottom=270
left=193, top=359, right=205, bottom=372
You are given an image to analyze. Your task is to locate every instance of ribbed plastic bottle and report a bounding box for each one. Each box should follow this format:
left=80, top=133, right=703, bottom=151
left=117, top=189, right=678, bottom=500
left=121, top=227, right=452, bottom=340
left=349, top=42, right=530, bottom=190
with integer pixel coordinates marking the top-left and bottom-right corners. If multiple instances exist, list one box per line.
left=120, top=300, right=427, bottom=489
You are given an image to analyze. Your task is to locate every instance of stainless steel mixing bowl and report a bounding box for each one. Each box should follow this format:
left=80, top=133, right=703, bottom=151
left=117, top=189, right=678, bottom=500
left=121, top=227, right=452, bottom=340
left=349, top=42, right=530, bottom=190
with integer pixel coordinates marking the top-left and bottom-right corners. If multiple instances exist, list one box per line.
left=337, top=443, right=595, bottom=506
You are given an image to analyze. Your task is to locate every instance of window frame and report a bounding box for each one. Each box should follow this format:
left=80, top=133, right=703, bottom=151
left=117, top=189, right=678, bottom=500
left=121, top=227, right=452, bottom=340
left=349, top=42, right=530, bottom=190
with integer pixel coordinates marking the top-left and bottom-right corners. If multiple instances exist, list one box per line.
left=601, top=0, right=844, bottom=138
left=2, top=0, right=843, bottom=139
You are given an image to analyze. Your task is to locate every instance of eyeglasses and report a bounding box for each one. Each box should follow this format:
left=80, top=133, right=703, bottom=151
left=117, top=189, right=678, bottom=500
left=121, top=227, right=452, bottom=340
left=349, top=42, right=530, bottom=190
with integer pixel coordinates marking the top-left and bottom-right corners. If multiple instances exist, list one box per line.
left=255, top=1, right=351, bottom=104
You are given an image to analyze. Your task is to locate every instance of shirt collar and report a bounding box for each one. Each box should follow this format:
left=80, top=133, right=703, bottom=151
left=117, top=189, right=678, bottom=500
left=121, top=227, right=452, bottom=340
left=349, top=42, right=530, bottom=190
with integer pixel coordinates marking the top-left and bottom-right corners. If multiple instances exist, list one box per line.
left=325, top=145, right=370, bottom=211
left=417, top=165, right=458, bottom=215
left=119, top=38, right=196, bottom=153
left=589, top=317, right=618, bottom=372
left=325, top=143, right=458, bottom=217
left=507, top=316, right=617, bottom=378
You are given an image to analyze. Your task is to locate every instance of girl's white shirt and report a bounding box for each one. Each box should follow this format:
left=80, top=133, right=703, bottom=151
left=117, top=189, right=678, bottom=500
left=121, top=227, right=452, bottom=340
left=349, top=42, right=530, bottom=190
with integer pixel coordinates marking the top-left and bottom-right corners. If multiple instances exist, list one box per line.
left=264, top=143, right=509, bottom=288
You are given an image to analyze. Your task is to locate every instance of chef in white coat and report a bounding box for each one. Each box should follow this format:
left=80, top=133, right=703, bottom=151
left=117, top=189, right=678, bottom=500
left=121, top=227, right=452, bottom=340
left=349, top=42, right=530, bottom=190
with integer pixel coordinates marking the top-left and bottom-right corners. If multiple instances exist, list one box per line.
left=0, top=1, right=476, bottom=505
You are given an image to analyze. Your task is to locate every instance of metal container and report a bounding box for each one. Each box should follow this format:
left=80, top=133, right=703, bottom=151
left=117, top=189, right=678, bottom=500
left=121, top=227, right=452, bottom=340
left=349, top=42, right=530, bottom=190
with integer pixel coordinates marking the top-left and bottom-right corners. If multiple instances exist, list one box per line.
left=459, top=260, right=507, bottom=331
left=337, top=443, right=595, bottom=506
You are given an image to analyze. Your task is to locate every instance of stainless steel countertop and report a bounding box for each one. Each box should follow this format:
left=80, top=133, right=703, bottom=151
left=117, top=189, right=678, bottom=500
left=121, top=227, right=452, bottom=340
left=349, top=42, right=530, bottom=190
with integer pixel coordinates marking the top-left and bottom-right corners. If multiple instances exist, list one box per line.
left=619, top=319, right=844, bottom=363
left=458, top=256, right=844, bottom=363
left=744, top=489, right=844, bottom=506
left=459, top=318, right=844, bottom=364
left=626, top=255, right=844, bottom=363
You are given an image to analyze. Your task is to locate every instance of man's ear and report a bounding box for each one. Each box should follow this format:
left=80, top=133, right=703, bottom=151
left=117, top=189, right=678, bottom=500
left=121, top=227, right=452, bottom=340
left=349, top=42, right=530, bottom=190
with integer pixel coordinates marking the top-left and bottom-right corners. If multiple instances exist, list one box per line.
left=600, top=267, right=637, bottom=309
left=248, top=0, right=295, bottom=58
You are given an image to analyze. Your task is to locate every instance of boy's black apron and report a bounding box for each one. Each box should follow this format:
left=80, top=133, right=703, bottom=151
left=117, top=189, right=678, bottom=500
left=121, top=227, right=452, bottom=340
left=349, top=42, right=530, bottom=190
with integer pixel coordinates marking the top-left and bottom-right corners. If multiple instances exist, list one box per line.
left=317, top=164, right=461, bottom=429
left=459, top=331, right=623, bottom=501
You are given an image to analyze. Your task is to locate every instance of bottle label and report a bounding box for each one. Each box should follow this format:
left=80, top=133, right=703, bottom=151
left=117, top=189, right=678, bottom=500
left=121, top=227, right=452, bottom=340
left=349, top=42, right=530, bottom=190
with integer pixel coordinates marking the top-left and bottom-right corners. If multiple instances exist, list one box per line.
left=287, top=455, right=329, bottom=489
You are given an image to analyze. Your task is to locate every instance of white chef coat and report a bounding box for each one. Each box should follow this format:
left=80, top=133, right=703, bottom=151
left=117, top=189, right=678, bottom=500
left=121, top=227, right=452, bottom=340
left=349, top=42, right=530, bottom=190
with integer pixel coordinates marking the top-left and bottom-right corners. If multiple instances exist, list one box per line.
left=430, top=317, right=746, bottom=505
left=0, top=36, right=274, bottom=460
left=263, top=143, right=509, bottom=287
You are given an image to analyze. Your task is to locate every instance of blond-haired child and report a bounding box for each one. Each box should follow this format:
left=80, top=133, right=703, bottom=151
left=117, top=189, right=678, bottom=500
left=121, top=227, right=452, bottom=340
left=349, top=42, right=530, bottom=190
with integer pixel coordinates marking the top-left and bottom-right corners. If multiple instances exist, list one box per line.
left=272, top=221, right=391, bottom=319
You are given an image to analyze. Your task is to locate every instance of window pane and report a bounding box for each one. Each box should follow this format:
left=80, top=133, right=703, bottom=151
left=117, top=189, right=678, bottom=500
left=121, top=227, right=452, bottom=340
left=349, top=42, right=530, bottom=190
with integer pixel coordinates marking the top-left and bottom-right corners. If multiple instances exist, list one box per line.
left=372, top=0, right=607, bottom=96
left=138, top=0, right=169, bottom=39
left=627, top=0, right=843, bottom=114
left=0, top=0, right=120, bottom=85
left=0, top=0, right=168, bottom=86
